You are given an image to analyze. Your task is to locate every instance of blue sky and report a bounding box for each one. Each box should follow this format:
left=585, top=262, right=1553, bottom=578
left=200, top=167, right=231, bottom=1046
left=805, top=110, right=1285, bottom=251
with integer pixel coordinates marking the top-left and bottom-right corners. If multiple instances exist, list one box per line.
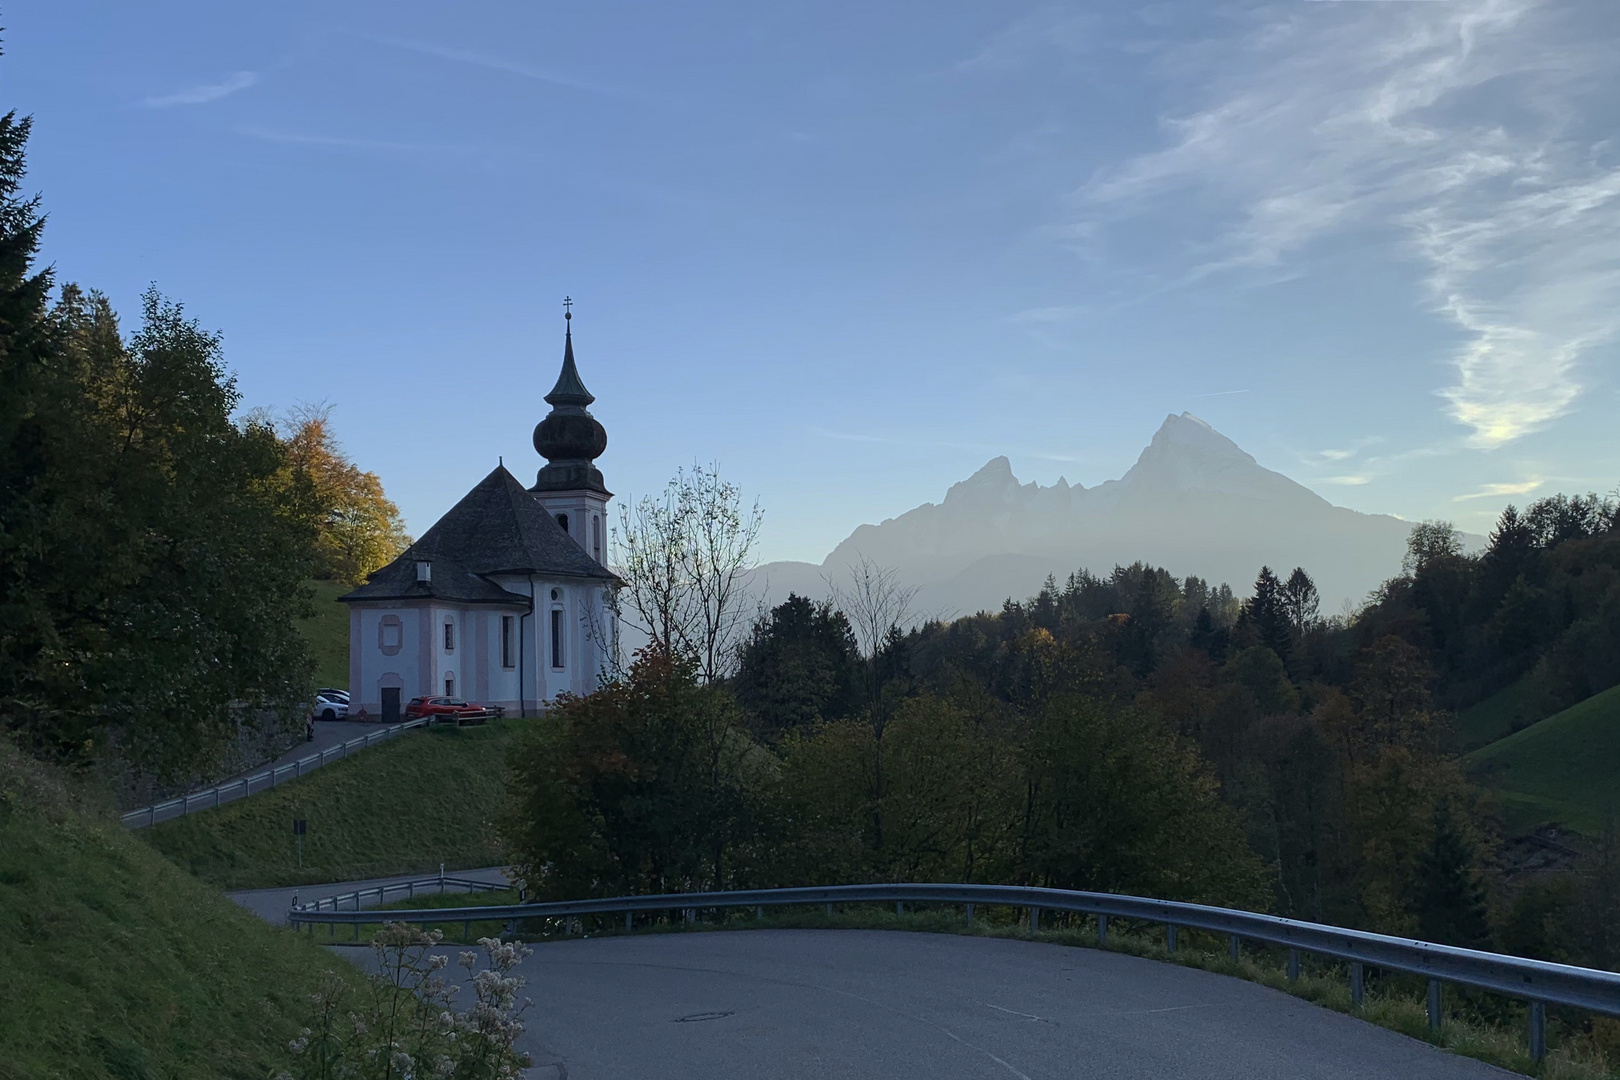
left=9, top=0, right=1620, bottom=562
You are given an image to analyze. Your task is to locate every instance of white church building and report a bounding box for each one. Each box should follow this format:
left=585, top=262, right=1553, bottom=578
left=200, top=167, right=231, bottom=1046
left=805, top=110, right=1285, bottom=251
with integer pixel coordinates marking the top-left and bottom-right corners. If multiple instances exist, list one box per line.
left=340, top=312, right=620, bottom=721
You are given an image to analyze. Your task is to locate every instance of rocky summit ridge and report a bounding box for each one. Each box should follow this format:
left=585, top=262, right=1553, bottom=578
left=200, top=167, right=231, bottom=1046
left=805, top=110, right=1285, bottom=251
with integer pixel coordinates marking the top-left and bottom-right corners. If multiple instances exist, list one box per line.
left=753, top=413, right=1424, bottom=618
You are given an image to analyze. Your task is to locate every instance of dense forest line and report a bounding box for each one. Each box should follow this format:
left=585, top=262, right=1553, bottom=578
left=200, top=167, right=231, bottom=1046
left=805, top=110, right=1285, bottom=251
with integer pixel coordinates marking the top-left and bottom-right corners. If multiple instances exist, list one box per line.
left=508, top=497, right=1620, bottom=978
left=0, top=107, right=408, bottom=791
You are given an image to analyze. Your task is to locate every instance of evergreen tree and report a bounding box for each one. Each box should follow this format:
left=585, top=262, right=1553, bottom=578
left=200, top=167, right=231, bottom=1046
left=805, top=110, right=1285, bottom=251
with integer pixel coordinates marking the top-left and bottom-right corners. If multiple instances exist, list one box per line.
left=732, top=593, right=860, bottom=741
left=1281, top=567, right=1320, bottom=635
left=1413, top=799, right=1490, bottom=948
left=1246, top=566, right=1292, bottom=661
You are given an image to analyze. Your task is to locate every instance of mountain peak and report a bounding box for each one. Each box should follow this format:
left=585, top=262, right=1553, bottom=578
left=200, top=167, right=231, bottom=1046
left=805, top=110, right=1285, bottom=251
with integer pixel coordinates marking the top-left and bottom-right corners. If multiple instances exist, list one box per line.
left=969, top=456, right=1015, bottom=482
left=1148, top=411, right=1255, bottom=462
left=944, top=456, right=1018, bottom=506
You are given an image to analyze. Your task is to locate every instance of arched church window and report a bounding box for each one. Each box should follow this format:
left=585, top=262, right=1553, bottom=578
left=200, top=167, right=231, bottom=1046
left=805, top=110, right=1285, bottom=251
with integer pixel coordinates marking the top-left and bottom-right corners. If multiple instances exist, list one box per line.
left=556, top=513, right=569, bottom=533
left=592, top=515, right=601, bottom=561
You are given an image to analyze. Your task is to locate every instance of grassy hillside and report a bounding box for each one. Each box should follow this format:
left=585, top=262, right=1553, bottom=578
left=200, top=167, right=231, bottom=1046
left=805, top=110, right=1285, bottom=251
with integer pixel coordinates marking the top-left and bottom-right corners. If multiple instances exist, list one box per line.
left=144, top=719, right=524, bottom=889
left=1453, top=675, right=1546, bottom=753
left=1467, top=681, right=1620, bottom=836
left=0, top=740, right=350, bottom=1080
left=297, top=578, right=350, bottom=690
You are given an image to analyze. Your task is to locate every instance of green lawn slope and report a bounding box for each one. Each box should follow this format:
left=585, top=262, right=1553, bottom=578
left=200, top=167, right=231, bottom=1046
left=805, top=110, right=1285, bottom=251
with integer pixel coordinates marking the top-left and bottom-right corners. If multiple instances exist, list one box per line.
left=144, top=719, right=523, bottom=889
left=0, top=740, right=350, bottom=1080
left=1466, top=681, right=1620, bottom=836
left=1452, top=675, right=1546, bottom=753
left=297, top=579, right=351, bottom=690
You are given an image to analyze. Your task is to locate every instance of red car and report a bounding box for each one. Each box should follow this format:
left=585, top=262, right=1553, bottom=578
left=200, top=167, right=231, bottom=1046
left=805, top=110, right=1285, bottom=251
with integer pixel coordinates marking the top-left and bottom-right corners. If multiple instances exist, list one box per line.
left=404, top=696, right=502, bottom=725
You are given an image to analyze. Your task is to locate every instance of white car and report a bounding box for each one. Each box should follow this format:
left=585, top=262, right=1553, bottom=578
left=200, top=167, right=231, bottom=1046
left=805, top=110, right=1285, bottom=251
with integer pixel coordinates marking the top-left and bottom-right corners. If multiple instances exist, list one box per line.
left=313, top=691, right=349, bottom=721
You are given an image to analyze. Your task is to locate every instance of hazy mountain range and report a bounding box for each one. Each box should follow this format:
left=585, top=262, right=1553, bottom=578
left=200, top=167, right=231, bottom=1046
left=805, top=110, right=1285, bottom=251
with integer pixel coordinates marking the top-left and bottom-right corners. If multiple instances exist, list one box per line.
left=753, top=412, right=1446, bottom=620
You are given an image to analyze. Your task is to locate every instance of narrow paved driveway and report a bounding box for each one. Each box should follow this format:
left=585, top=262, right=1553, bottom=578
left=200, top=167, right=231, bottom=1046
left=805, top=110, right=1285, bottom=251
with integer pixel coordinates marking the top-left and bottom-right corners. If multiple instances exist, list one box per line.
left=420, top=930, right=1518, bottom=1080
left=228, top=866, right=509, bottom=923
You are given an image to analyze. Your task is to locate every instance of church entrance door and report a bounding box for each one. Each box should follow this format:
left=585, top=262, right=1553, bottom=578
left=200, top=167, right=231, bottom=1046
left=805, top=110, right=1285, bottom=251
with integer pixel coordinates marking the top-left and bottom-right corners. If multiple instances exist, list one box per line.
left=381, top=686, right=400, bottom=725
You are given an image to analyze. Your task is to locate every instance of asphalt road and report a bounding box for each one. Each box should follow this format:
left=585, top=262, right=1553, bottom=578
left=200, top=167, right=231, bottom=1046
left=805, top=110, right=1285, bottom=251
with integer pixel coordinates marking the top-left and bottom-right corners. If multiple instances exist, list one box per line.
left=351, top=929, right=1520, bottom=1080
left=228, top=866, right=509, bottom=923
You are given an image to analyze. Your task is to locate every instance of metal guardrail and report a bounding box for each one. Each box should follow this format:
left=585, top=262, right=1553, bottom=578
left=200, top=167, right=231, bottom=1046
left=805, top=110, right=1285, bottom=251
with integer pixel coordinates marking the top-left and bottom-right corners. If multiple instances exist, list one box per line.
left=291, top=872, right=507, bottom=915
left=288, top=881, right=1620, bottom=1062
left=122, top=718, right=431, bottom=829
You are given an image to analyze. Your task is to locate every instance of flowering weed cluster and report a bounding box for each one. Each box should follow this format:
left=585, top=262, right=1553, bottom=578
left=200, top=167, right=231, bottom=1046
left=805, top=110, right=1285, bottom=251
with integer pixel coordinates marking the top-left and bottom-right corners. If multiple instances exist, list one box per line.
left=280, top=923, right=532, bottom=1080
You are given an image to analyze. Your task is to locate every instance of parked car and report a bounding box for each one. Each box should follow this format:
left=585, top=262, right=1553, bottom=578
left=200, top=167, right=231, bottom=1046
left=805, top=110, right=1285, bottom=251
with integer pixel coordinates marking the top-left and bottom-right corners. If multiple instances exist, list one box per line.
left=313, top=691, right=349, bottom=721
left=404, top=696, right=503, bottom=725
left=318, top=688, right=350, bottom=703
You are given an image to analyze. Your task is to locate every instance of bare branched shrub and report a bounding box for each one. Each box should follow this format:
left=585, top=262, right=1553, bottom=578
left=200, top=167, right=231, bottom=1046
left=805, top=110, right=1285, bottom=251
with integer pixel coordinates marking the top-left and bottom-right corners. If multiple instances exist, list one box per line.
left=280, top=923, right=532, bottom=1080
left=613, top=462, right=762, bottom=683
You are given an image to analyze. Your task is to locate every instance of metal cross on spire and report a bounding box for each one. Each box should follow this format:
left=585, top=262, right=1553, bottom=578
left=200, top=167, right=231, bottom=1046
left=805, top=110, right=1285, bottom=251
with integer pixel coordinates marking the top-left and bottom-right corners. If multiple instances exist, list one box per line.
left=563, top=295, right=573, bottom=322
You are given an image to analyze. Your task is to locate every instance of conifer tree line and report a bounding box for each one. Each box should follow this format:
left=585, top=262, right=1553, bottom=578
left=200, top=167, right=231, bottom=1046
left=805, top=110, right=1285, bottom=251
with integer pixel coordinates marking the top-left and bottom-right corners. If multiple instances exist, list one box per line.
left=509, top=499, right=1620, bottom=971
left=0, top=103, right=407, bottom=785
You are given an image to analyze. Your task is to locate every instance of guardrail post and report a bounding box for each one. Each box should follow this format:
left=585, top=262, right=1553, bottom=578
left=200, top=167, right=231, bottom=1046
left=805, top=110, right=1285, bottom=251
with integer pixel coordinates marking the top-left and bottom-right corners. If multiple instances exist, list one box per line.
left=965, top=903, right=974, bottom=924
left=826, top=902, right=833, bottom=917
left=148, top=805, right=156, bottom=827
left=754, top=905, right=763, bottom=921
left=353, top=922, right=360, bottom=943
left=1166, top=924, right=1177, bottom=952
left=1529, top=1001, right=1546, bottom=1063
left=1427, top=980, right=1442, bottom=1033
left=1287, top=949, right=1300, bottom=982
left=1029, top=908, right=1040, bottom=933
left=463, top=920, right=471, bottom=941
left=1228, top=934, right=1240, bottom=963
left=627, top=911, right=634, bottom=932
left=1097, top=913, right=1108, bottom=946
left=1350, top=962, right=1364, bottom=1006
left=895, top=901, right=904, bottom=917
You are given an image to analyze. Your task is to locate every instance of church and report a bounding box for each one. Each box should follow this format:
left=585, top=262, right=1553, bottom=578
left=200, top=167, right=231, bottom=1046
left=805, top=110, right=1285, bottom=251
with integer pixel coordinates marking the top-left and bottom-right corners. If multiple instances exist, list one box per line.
left=340, top=309, right=620, bottom=722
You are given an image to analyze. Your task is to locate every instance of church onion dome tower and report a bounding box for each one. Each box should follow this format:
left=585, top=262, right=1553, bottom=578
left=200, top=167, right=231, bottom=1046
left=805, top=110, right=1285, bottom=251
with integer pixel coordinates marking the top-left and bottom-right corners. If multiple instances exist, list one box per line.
left=532, top=303, right=609, bottom=497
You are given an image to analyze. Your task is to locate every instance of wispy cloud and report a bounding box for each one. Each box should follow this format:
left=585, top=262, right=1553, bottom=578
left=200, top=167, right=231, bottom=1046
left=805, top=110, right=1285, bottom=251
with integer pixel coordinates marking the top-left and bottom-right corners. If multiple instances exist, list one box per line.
left=238, top=126, right=461, bottom=155
left=1189, top=388, right=1251, bottom=399
left=1075, top=0, right=1620, bottom=449
left=1008, top=305, right=1090, bottom=324
left=1453, top=477, right=1544, bottom=501
left=143, top=71, right=257, bottom=108
left=1322, top=475, right=1373, bottom=485
left=365, top=34, right=624, bottom=98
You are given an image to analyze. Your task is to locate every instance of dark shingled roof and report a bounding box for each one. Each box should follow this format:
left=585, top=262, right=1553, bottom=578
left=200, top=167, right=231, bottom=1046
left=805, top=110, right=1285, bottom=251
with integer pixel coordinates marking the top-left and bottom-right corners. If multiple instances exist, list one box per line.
left=340, top=465, right=618, bottom=604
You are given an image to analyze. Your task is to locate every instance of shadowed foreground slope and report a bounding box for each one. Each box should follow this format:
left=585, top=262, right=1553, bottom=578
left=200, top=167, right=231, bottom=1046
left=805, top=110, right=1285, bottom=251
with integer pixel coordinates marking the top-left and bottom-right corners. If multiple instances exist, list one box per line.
left=0, top=740, right=349, bottom=1080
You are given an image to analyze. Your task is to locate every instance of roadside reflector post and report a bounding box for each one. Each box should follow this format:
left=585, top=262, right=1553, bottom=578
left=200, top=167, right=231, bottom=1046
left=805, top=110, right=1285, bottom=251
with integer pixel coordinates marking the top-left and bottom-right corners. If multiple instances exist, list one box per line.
left=1288, top=949, right=1300, bottom=982
left=1098, top=913, right=1108, bottom=946
left=1427, top=980, right=1442, bottom=1033
left=627, top=911, right=634, bottom=932
left=1351, top=962, right=1364, bottom=1006
left=1166, top=924, right=1177, bottom=952
left=1029, top=908, right=1040, bottom=933
left=754, top=905, right=762, bottom=921
left=1529, top=1001, right=1546, bottom=1062
left=965, top=903, right=974, bottom=924
left=896, top=901, right=904, bottom=917
left=1228, top=934, right=1240, bottom=963
left=826, top=902, right=832, bottom=917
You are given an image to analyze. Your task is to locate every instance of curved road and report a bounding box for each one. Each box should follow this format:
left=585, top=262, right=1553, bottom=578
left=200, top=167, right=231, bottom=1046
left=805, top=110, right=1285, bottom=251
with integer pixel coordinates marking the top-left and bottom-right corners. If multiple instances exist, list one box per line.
left=422, top=929, right=1517, bottom=1080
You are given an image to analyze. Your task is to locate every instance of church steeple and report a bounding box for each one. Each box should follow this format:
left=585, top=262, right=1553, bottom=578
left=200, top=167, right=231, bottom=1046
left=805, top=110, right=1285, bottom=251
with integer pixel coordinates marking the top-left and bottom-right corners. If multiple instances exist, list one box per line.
left=545, top=313, right=595, bottom=407
left=532, top=299, right=609, bottom=495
